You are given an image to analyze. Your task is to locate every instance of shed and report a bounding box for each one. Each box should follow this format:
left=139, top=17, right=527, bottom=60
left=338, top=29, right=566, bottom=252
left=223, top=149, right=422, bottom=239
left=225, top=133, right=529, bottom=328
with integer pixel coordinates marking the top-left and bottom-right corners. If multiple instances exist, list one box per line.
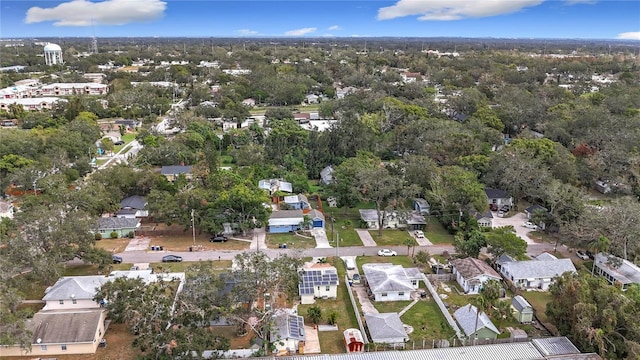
left=511, top=295, right=534, bottom=324
left=343, top=328, right=364, bottom=353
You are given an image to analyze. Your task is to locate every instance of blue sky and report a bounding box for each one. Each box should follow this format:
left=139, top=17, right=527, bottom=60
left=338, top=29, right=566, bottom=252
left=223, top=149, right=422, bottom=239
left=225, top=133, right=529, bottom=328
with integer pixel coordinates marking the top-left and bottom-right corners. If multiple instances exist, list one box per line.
left=1, top=0, right=639, bottom=40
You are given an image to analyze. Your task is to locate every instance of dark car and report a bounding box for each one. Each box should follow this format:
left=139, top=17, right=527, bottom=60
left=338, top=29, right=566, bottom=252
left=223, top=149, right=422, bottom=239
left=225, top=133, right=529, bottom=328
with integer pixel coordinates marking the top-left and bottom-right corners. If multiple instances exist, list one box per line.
left=209, top=235, right=227, bottom=242
left=112, top=255, right=123, bottom=264
left=586, top=250, right=595, bottom=260
left=114, top=140, right=125, bottom=145
left=489, top=203, right=498, bottom=211
left=162, top=255, right=183, bottom=262
left=499, top=205, right=510, bottom=212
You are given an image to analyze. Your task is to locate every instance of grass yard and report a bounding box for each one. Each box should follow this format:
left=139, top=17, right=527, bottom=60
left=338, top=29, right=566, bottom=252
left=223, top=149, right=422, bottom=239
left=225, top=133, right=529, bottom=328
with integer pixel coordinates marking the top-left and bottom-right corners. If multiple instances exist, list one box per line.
left=356, top=255, right=416, bottom=274
left=94, top=238, right=130, bottom=253
left=401, top=300, right=456, bottom=341
left=147, top=233, right=250, bottom=251
left=424, top=221, right=454, bottom=244
left=297, top=257, right=359, bottom=354
left=521, top=291, right=553, bottom=324
left=373, top=300, right=412, bottom=314
left=368, top=229, right=413, bottom=246
left=331, top=228, right=363, bottom=247
left=266, top=232, right=316, bottom=249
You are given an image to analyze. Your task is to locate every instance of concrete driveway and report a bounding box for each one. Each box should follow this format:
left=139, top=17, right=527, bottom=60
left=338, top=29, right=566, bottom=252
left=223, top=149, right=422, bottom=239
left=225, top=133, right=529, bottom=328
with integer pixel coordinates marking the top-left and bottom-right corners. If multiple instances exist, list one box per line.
left=491, top=211, right=536, bottom=244
left=352, top=286, right=378, bottom=315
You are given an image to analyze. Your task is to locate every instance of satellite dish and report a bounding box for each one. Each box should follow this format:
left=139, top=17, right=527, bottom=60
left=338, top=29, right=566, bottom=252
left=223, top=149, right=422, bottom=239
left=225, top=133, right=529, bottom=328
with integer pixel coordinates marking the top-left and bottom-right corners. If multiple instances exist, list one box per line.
left=36, top=338, right=42, bottom=344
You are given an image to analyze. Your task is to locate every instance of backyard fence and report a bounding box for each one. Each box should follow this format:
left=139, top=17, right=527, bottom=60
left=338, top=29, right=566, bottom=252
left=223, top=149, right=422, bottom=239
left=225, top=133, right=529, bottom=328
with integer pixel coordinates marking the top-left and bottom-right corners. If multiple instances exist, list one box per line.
left=425, top=273, right=456, bottom=282
left=420, top=273, right=464, bottom=341
left=344, top=275, right=369, bottom=344
left=364, top=335, right=532, bottom=352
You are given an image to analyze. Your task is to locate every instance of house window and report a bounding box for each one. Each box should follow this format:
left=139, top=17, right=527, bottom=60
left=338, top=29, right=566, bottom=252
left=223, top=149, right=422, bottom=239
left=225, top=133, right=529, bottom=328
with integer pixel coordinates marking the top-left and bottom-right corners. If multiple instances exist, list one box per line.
left=411, top=280, right=417, bottom=286
left=381, top=293, right=388, bottom=297
left=72, top=299, right=77, bottom=304
left=325, top=286, right=330, bottom=291
left=59, top=300, right=64, bottom=305
left=398, top=292, right=405, bottom=296
left=41, top=345, right=47, bottom=351
left=61, top=344, right=67, bottom=351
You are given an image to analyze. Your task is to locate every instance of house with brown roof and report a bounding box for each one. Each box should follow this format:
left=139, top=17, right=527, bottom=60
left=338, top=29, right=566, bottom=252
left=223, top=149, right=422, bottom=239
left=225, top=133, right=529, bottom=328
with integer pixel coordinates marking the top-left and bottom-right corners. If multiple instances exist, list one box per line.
left=451, top=257, right=502, bottom=294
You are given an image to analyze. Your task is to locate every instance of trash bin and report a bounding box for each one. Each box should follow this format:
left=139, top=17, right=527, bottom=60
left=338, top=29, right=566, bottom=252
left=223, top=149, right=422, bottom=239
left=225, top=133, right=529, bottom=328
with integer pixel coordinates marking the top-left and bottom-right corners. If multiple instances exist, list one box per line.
left=151, top=246, right=156, bottom=251
left=159, top=246, right=164, bottom=251
left=189, top=246, right=193, bottom=252
left=282, top=243, right=287, bottom=249
left=278, top=244, right=282, bottom=249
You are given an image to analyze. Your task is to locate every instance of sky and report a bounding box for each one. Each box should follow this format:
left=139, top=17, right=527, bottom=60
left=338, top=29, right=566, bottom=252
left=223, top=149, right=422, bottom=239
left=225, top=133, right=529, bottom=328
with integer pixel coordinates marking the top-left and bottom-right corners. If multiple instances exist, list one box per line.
left=1, top=0, right=639, bottom=40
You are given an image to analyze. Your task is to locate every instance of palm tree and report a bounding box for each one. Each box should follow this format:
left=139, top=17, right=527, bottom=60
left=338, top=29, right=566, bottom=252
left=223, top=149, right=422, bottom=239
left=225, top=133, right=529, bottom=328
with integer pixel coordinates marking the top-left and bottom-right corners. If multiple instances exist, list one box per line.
left=588, top=235, right=610, bottom=275
left=404, top=237, right=417, bottom=256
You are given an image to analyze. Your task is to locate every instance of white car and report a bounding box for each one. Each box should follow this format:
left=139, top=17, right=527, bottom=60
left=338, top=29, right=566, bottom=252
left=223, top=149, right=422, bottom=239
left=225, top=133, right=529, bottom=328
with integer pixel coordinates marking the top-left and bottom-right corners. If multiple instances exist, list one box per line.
left=522, top=221, right=538, bottom=229
left=378, top=249, right=397, bottom=257
left=415, top=230, right=425, bottom=239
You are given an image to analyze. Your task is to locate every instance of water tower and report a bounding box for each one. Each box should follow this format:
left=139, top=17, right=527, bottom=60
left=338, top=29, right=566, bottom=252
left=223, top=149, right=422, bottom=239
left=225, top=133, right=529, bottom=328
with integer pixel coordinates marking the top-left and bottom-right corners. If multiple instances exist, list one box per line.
left=44, top=43, right=63, bottom=65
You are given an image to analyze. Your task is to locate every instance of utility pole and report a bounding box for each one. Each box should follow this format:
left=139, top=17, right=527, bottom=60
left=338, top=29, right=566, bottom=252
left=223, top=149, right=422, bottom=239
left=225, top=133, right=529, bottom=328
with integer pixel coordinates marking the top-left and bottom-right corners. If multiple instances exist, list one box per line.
left=335, top=232, right=339, bottom=258
left=191, top=209, right=196, bottom=246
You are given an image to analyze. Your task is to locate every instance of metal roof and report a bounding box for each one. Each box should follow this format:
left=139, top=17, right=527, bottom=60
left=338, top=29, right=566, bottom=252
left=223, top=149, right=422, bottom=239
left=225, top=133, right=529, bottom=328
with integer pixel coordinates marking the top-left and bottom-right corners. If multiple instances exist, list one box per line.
left=595, top=253, right=640, bottom=285
left=362, top=263, right=420, bottom=293
left=501, top=259, right=576, bottom=280
left=531, top=337, right=580, bottom=356
left=512, top=295, right=533, bottom=313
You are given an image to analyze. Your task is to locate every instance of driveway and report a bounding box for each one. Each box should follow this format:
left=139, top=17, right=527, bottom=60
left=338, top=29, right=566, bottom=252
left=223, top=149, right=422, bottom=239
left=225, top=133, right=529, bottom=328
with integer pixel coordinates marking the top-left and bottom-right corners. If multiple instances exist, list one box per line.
left=125, top=237, right=151, bottom=251
left=491, top=212, right=536, bottom=244
left=355, top=229, right=378, bottom=247
left=352, top=286, right=377, bottom=315
left=303, top=325, right=321, bottom=354
left=249, top=228, right=267, bottom=250
left=310, top=228, right=332, bottom=249
left=411, top=230, right=433, bottom=246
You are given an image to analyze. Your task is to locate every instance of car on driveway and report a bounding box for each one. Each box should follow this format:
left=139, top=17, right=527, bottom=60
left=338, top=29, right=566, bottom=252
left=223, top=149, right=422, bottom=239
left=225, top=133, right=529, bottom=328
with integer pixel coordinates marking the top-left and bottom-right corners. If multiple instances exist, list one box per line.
left=415, top=230, right=425, bottom=239
left=112, top=255, right=123, bottom=264
left=114, top=140, right=125, bottom=145
left=351, top=273, right=361, bottom=284
left=209, top=235, right=227, bottom=242
left=162, top=255, right=183, bottom=262
left=576, top=250, right=590, bottom=260
left=522, top=221, right=538, bottom=229
left=377, top=249, right=397, bottom=257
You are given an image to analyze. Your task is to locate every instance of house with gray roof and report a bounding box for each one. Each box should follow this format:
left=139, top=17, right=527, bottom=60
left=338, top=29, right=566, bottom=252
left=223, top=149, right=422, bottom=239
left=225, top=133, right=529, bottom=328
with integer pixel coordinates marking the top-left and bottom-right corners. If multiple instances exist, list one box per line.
left=94, top=217, right=140, bottom=238
left=485, top=188, right=513, bottom=208
left=512, top=295, right=534, bottom=324
left=307, top=209, right=325, bottom=228
left=500, top=258, right=576, bottom=291
left=299, top=264, right=339, bottom=304
left=454, top=304, right=500, bottom=340
left=283, top=194, right=310, bottom=210
left=160, top=165, right=192, bottom=182
left=451, top=257, right=502, bottom=294
left=116, top=195, right=148, bottom=218
left=593, top=253, right=640, bottom=291
left=270, top=310, right=305, bottom=355
left=362, top=263, right=422, bottom=302
left=359, top=209, right=425, bottom=230
left=0, top=309, right=108, bottom=357
left=42, top=276, right=109, bottom=310
left=364, top=313, right=408, bottom=345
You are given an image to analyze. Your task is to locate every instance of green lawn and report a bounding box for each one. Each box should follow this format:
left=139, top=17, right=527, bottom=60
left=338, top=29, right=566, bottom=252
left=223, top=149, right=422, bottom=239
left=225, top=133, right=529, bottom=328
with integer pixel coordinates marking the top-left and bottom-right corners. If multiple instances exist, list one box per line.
left=521, top=291, right=553, bottom=323
left=373, top=300, right=412, bottom=314
left=298, top=257, right=359, bottom=354
left=369, top=229, right=413, bottom=247
left=331, top=228, right=363, bottom=247
left=266, top=232, right=316, bottom=249
left=401, top=300, right=456, bottom=341
left=424, top=221, right=454, bottom=244
left=324, top=207, right=368, bottom=247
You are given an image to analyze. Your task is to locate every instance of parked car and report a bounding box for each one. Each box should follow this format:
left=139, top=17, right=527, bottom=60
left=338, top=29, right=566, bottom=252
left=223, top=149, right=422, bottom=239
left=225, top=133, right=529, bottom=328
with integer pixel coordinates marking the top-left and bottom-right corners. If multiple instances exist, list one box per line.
left=114, top=140, right=125, bottom=145
left=162, top=255, right=183, bottom=262
left=377, top=249, right=397, bottom=257
left=209, top=235, right=227, bottom=242
left=499, top=205, right=510, bottom=212
left=351, top=273, right=361, bottom=284
left=489, top=203, right=499, bottom=211
left=497, top=210, right=505, bottom=218
left=415, top=230, right=425, bottom=239
left=522, top=221, right=538, bottom=229
left=576, top=251, right=590, bottom=260
left=112, top=255, right=123, bottom=264
left=586, top=250, right=595, bottom=260
left=343, top=257, right=356, bottom=270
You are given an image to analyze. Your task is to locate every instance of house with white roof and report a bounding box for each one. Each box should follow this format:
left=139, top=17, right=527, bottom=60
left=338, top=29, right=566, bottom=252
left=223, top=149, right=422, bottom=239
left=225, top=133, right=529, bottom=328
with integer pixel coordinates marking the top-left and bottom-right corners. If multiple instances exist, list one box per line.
left=362, top=263, right=422, bottom=301
left=593, top=253, right=640, bottom=291
left=283, top=194, right=310, bottom=210
left=268, top=210, right=304, bottom=233
left=259, top=178, right=293, bottom=195
left=454, top=304, right=500, bottom=340
left=451, top=257, right=502, bottom=294
left=499, top=257, right=576, bottom=291
left=298, top=263, right=339, bottom=304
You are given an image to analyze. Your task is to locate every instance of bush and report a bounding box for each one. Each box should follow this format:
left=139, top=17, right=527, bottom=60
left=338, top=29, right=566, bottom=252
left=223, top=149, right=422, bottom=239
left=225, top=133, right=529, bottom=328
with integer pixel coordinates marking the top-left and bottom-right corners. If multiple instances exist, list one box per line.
left=127, top=231, right=135, bottom=238
left=110, top=231, right=118, bottom=239
left=94, top=233, right=103, bottom=241
left=327, top=311, right=337, bottom=325
left=306, top=305, right=322, bottom=325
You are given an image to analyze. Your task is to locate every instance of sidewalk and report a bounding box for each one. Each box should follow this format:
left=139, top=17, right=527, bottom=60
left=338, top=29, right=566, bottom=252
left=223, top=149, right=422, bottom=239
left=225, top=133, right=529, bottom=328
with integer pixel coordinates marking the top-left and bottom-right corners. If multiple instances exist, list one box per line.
left=355, top=229, right=378, bottom=247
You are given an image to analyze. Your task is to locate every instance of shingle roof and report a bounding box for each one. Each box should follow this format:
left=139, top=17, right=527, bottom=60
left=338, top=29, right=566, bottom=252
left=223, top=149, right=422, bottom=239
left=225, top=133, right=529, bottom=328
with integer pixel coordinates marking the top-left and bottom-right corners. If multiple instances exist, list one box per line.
left=308, top=209, right=325, bottom=220
left=270, top=210, right=304, bottom=219
left=364, top=313, right=408, bottom=343
left=485, top=188, right=509, bottom=199
left=28, top=309, right=105, bottom=344
left=454, top=304, right=500, bottom=337
left=97, top=217, right=140, bottom=230
left=501, top=259, right=576, bottom=280
left=535, top=252, right=558, bottom=261
left=362, top=263, right=421, bottom=293
left=451, top=257, right=501, bottom=280
left=160, top=165, right=192, bottom=175
left=120, top=195, right=146, bottom=209
left=42, top=276, right=109, bottom=301
left=512, top=295, right=532, bottom=313
left=525, top=204, right=548, bottom=214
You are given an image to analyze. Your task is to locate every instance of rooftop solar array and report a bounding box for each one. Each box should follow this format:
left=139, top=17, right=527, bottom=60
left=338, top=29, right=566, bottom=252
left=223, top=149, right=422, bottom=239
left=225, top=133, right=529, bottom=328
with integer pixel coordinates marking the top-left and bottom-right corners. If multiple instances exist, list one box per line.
left=298, top=269, right=339, bottom=295
left=288, top=314, right=305, bottom=338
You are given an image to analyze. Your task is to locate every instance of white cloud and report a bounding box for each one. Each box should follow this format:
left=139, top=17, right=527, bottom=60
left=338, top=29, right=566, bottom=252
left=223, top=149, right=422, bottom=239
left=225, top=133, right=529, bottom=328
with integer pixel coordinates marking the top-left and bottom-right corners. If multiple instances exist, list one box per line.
left=617, top=32, right=640, bottom=40
left=284, top=27, right=317, bottom=36
left=237, top=29, right=259, bottom=36
left=328, top=25, right=340, bottom=31
left=25, top=0, right=166, bottom=26
left=377, top=0, right=544, bottom=21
